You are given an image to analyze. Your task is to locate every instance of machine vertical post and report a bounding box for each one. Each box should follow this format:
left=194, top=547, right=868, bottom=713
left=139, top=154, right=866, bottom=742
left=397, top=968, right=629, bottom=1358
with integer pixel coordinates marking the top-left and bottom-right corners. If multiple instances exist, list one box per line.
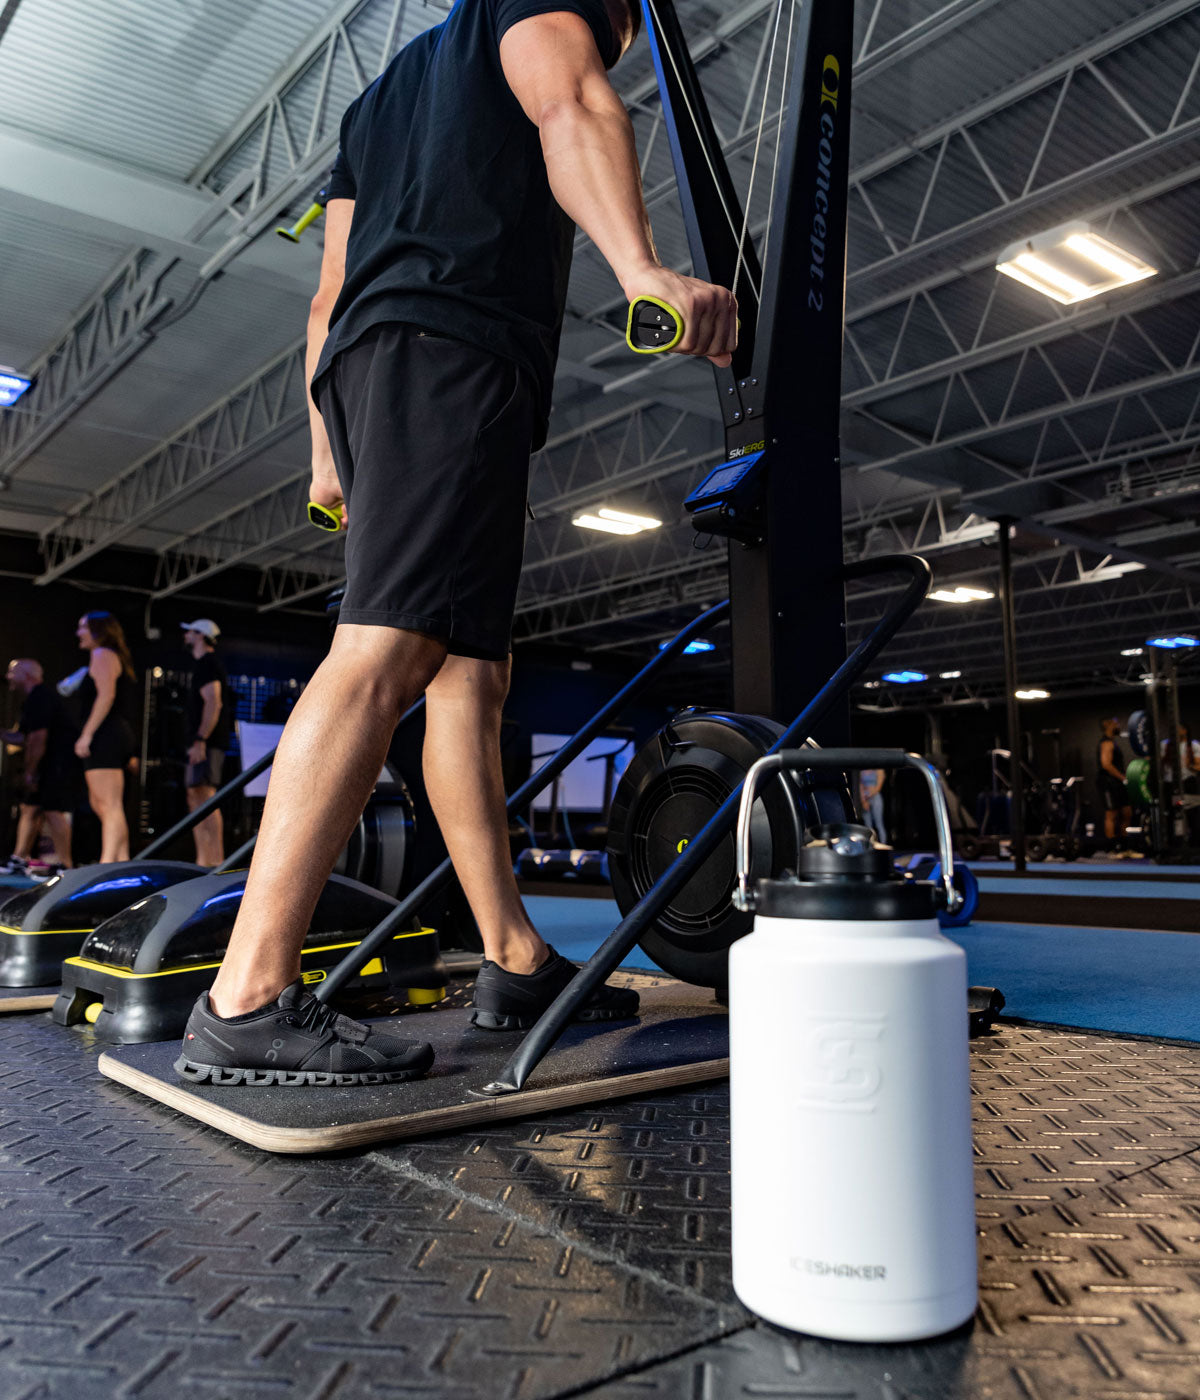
left=642, top=0, right=855, bottom=730
left=997, top=518, right=1026, bottom=872
left=735, top=0, right=855, bottom=729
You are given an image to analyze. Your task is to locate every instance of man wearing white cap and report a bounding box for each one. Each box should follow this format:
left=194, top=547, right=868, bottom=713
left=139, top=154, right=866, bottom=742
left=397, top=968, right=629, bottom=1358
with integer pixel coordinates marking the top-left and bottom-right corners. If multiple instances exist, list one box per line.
left=181, top=620, right=230, bottom=866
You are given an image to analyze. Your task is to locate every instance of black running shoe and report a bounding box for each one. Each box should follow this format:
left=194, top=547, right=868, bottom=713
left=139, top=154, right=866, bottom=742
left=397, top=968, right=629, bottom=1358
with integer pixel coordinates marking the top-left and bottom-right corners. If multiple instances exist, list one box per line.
left=175, top=981, right=434, bottom=1086
left=471, top=945, right=640, bottom=1031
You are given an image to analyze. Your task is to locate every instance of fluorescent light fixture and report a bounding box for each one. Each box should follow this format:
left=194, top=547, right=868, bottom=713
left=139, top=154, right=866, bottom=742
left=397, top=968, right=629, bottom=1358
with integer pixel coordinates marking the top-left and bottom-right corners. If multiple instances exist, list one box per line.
left=1120, top=647, right=1145, bottom=657
left=929, top=586, right=995, bottom=604
left=939, top=670, right=962, bottom=679
left=882, top=670, right=928, bottom=684
left=573, top=506, right=663, bottom=536
left=1015, top=688, right=1050, bottom=700
left=1068, top=559, right=1145, bottom=585
left=1146, top=634, right=1199, bottom=650
left=657, top=638, right=715, bottom=655
left=947, top=519, right=997, bottom=544
left=997, top=221, right=1156, bottom=305
left=0, top=369, right=32, bottom=407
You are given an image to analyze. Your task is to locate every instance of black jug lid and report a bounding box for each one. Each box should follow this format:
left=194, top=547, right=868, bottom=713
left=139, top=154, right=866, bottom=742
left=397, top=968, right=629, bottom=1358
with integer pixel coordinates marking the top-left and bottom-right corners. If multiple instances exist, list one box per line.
left=754, top=823, right=940, bottom=921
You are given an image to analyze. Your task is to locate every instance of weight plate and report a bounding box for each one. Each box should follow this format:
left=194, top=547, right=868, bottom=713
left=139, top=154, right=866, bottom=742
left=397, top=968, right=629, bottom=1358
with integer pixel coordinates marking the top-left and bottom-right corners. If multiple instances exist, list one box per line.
left=1128, top=709, right=1151, bottom=758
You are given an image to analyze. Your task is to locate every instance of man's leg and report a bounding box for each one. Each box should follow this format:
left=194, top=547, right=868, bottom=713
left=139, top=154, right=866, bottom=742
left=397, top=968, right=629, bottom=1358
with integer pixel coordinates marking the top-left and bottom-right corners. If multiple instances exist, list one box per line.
left=186, top=784, right=223, bottom=866
left=422, top=654, right=546, bottom=973
left=43, top=811, right=73, bottom=867
left=13, top=803, right=41, bottom=860
left=207, top=624, right=446, bottom=1017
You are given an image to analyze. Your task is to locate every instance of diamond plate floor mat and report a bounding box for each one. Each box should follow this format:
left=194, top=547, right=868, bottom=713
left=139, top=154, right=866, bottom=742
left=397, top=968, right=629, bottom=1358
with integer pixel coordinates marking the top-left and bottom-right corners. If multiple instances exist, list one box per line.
left=7, top=1010, right=1200, bottom=1397
left=97, top=974, right=730, bottom=1152
left=0, top=1014, right=742, bottom=1400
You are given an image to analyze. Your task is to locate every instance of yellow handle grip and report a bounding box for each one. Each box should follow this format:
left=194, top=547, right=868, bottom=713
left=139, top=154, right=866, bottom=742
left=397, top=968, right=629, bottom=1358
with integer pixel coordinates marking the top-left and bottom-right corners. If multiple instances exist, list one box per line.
left=307, top=500, right=343, bottom=532
left=626, top=296, right=684, bottom=354
left=276, top=201, right=326, bottom=243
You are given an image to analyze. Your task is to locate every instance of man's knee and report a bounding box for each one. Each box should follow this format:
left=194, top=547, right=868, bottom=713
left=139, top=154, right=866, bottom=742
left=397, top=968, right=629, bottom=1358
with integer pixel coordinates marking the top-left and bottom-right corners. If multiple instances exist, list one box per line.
left=331, top=623, right=446, bottom=716
left=428, top=655, right=510, bottom=715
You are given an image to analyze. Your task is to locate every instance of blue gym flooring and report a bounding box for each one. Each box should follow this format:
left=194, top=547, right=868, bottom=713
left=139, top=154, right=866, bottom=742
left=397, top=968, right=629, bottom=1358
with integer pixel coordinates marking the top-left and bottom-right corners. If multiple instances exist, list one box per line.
left=527, top=895, right=1200, bottom=1045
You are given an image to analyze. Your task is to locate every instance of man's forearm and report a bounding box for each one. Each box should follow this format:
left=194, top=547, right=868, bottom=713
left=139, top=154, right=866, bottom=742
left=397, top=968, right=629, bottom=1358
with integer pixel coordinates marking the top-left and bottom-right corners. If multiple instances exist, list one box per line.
left=539, top=97, right=658, bottom=295
left=307, top=302, right=337, bottom=478
left=197, top=695, right=220, bottom=742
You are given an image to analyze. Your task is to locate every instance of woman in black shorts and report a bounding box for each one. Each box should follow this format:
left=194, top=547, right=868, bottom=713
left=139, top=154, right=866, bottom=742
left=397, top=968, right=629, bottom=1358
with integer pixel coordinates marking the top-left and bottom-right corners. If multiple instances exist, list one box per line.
left=73, top=612, right=138, bottom=862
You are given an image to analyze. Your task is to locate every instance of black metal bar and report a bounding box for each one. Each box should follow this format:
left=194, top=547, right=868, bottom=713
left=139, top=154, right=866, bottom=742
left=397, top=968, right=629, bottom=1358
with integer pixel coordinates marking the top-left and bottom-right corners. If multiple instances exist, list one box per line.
left=480, top=553, right=932, bottom=1095
left=315, top=600, right=732, bottom=1001
left=996, top=518, right=1025, bottom=872
left=137, top=747, right=278, bottom=858
left=214, top=834, right=256, bottom=872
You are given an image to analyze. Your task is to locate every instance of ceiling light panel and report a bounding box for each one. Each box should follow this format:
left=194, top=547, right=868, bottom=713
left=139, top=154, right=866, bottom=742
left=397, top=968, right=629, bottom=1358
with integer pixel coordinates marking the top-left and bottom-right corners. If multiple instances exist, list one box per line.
left=997, top=221, right=1156, bottom=305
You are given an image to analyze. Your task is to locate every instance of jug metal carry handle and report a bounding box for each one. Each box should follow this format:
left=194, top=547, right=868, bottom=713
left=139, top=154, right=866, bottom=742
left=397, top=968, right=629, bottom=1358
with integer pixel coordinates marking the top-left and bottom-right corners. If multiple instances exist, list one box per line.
left=734, top=748, right=961, bottom=915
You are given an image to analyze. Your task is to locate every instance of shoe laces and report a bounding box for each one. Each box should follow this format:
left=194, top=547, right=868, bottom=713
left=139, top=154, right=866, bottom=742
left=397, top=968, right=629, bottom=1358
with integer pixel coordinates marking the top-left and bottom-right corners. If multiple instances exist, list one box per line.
left=293, top=995, right=365, bottom=1044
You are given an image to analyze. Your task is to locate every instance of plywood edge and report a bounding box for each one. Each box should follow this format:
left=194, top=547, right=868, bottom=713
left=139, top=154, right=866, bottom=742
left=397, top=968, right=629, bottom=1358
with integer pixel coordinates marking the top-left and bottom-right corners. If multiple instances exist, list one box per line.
left=0, top=993, right=57, bottom=1013
left=99, top=1051, right=730, bottom=1155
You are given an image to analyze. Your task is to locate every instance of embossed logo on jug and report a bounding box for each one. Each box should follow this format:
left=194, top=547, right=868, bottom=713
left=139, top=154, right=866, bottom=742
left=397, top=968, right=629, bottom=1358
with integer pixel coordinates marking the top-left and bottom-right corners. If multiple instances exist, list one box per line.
left=795, top=1015, right=884, bottom=1112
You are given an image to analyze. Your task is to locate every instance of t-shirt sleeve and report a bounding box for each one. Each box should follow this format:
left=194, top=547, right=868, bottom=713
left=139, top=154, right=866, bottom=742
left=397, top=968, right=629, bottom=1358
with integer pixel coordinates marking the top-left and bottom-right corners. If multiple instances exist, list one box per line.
left=324, top=146, right=357, bottom=203
left=492, top=0, right=619, bottom=69
left=19, top=688, right=52, bottom=735
left=195, top=655, right=221, bottom=692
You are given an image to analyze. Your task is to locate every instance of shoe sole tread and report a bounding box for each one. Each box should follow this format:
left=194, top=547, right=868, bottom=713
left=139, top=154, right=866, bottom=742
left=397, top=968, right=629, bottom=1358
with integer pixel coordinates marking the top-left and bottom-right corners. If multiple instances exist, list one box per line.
left=174, top=1056, right=431, bottom=1087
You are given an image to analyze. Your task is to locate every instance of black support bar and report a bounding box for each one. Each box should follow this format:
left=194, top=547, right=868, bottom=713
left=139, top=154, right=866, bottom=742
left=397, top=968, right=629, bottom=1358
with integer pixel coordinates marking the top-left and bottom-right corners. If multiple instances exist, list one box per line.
left=479, top=554, right=932, bottom=1096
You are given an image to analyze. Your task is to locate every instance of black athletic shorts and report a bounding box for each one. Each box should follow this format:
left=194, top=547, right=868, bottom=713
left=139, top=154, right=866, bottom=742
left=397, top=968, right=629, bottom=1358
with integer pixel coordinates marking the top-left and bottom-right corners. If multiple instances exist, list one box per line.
left=83, top=716, right=137, bottom=772
left=1099, top=773, right=1127, bottom=810
left=28, top=762, right=81, bottom=814
left=314, top=322, right=537, bottom=661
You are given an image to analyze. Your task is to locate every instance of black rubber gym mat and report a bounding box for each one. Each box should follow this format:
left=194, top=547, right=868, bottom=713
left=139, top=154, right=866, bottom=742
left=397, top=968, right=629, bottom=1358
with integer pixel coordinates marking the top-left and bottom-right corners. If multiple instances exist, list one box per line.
left=0, top=983, right=57, bottom=1013
left=98, top=973, right=729, bottom=1153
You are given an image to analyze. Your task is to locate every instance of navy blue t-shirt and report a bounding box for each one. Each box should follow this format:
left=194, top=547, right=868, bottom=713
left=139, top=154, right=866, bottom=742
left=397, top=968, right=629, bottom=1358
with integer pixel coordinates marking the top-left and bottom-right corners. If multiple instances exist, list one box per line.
left=313, top=0, right=621, bottom=449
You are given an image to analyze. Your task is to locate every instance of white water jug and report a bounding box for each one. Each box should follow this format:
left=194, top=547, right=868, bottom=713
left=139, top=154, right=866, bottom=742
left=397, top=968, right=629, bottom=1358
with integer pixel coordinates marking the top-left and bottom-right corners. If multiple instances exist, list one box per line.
left=728, top=748, right=977, bottom=1342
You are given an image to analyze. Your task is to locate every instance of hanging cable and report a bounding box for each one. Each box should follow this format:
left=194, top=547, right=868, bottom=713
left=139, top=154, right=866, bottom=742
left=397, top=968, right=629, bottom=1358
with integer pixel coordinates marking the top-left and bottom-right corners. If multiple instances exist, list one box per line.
left=730, top=0, right=788, bottom=309
left=642, top=0, right=784, bottom=308
left=758, top=0, right=800, bottom=281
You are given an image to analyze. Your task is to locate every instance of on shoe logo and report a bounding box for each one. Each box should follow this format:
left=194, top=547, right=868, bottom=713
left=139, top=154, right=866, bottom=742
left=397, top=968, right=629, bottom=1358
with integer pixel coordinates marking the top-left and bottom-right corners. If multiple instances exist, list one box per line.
left=302, top=970, right=326, bottom=984
left=265, top=1038, right=284, bottom=1062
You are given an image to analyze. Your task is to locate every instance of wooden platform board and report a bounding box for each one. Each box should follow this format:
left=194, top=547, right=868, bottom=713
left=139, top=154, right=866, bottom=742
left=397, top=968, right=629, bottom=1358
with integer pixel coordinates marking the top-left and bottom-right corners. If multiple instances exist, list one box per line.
left=0, top=985, right=57, bottom=1013
left=98, top=974, right=729, bottom=1154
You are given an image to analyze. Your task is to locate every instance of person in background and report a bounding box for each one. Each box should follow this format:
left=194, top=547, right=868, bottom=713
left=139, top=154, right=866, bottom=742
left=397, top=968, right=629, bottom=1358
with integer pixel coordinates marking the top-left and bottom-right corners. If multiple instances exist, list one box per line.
left=181, top=620, right=230, bottom=867
left=74, top=612, right=139, bottom=863
left=1097, top=716, right=1130, bottom=843
left=858, top=767, right=887, bottom=844
left=2, top=659, right=78, bottom=876
left=1162, top=722, right=1200, bottom=844
left=1160, top=722, right=1200, bottom=785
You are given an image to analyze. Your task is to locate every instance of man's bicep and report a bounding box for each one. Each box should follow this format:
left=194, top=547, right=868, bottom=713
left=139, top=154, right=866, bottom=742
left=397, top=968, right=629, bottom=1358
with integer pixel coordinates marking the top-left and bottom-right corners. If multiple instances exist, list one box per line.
left=200, top=681, right=221, bottom=706
left=499, top=11, right=614, bottom=126
left=315, top=198, right=354, bottom=304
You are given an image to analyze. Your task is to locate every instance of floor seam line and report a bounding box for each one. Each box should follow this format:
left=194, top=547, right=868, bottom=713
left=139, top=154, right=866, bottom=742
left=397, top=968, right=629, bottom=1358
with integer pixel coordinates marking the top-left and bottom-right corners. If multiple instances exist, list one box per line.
left=550, top=1318, right=760, bottom=1399
left=364, top=1148, right=744, bottom=1317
